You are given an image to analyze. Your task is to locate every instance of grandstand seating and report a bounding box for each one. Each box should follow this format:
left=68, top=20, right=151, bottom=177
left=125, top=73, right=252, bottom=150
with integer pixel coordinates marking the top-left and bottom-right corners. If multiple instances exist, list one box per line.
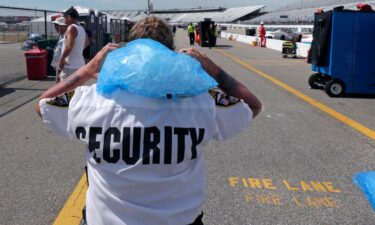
left=104, top=6, right=265, bottom=23
left=103, top=1, right=375, bottom=25
left=246, top=0, right=375, bottom=24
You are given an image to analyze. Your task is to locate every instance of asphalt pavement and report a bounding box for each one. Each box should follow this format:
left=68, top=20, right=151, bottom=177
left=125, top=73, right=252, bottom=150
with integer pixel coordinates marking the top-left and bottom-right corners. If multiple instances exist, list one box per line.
left=0, top=29, right=374, bottom=225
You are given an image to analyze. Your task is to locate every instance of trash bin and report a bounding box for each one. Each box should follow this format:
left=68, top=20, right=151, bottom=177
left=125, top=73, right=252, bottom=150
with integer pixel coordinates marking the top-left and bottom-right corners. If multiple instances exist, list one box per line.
left=45, top=46, right=56, bottom=76
left=37, top=39, right=58, bottom=76
left=25, top=46, right=47, bottom=80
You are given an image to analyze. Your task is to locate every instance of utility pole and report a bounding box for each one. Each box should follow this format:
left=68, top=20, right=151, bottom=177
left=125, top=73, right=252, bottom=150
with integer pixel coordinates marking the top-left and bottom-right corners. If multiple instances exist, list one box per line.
left=147, top=0, right=151, bottom=15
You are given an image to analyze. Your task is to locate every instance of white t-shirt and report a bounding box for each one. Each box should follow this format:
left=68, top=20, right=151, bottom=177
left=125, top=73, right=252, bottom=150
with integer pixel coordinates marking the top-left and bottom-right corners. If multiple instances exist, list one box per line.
left=39, top=85, right=252, bottom=225
left=62, top=24, right=86, bottom=69
left=51, top=35, right=65, bottom=68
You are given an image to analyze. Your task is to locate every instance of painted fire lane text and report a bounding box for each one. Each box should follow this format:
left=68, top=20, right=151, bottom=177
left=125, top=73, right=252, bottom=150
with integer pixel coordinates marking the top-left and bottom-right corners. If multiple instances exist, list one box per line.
left=229, top=177, right=342, bottom=209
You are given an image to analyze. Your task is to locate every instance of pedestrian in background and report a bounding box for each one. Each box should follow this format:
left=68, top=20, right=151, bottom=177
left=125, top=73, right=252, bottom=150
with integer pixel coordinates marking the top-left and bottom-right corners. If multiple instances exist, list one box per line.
left=187, top=22, right=195, bottom=46
left=51, top=17, right=67, bottom=82
left=195, top=26, right=201, bottom=45
left=207, top=23, right=216, bottom=48
left=259, top=21, right=266, bottom=47
left=58, top=7, right=86, bottom=80
left=80, top=21, right=93, bottom=63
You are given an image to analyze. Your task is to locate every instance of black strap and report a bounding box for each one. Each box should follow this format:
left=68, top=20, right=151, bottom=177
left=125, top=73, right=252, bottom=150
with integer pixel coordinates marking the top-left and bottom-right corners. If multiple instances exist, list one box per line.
left=188, top=212, right=204, bottom=225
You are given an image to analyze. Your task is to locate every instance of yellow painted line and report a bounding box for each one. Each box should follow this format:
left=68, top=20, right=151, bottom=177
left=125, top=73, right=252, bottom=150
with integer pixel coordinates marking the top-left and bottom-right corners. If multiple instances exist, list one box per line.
left=53, top=174, right=87, bottom=225
left=216, top=49, right=375, bottom=141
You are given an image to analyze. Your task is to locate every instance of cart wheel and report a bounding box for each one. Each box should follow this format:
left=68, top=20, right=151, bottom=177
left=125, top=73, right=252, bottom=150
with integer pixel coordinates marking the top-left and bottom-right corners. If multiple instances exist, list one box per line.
left=325, top=79, right=345, bottom=97
left=286, top=48, right=293, bottom=54
left=308, top=73, right=324, bottom=89
left=292, top=55, right=297, bottom=59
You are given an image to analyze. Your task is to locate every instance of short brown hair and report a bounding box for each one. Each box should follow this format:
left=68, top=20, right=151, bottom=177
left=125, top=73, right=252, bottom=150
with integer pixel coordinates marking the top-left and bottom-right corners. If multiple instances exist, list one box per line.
left=129, top=16, right=174, bottom=50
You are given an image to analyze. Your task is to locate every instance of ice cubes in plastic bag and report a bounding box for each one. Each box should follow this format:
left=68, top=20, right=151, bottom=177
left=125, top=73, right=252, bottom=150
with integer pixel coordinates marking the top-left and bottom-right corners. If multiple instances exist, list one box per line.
left=353, top=171, right=375, bottom=211
left=97, top=38, right=218, bottom=99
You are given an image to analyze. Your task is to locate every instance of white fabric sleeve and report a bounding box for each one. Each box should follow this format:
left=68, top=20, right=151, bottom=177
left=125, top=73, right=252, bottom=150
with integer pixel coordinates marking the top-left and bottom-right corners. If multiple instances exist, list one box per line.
left=209, top=89, right=253, bottom=141
left=39, top=94, right=74, bottom=140
left=213, top=101, right=253, bottom=141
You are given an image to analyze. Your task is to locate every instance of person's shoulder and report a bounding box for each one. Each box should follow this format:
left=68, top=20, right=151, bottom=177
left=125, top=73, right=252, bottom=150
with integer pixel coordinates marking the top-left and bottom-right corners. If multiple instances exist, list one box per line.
left=70, top=84, right=108, bottom=108
left=66, top=24, right=78, bottom=34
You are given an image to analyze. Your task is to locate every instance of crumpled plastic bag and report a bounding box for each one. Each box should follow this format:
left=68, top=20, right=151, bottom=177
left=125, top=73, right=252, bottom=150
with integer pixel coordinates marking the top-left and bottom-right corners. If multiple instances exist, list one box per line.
left=96, top=38, right=218, bottom=99
left=353, top=171, right=375, bottom=211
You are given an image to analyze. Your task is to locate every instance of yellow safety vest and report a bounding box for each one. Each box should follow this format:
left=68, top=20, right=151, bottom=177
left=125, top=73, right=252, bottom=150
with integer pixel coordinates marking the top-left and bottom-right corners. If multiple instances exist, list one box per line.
left=188, top=25, right=195, bottom=33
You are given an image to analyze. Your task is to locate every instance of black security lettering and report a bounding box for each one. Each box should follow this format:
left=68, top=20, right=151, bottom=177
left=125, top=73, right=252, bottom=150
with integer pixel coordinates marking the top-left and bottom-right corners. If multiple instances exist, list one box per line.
left=122, top=127, right=141, bottom=165
left=89, top=127, right=102, bottom=163
left=75, top=127, right=86, bottom=140
left=164, top=126, right=172, bottom=164
left=143, top=127, right=161, bottom=164
left=174, top=128, right=189, bottom=163
left=189, top=128, right=205, bottom=160
left=103, top=127, right=121, bottom=163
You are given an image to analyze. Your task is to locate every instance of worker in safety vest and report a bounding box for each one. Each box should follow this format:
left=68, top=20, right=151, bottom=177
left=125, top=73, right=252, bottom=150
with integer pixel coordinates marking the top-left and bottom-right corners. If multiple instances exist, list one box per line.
left=259, top=22, right=266, bottom=47
left=187, top=23, right=195, bottom=46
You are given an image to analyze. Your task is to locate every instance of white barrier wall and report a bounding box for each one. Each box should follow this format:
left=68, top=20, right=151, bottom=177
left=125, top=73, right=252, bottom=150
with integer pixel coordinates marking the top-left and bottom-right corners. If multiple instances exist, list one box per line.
left=220, top=31, right=311, bottom=57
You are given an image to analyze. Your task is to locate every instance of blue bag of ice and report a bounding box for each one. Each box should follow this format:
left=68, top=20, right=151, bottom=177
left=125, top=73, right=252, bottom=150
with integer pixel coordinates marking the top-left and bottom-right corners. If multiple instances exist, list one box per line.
left=353, top=171, right=375, bottom=211
left=96, top=38, right=217, bottom=99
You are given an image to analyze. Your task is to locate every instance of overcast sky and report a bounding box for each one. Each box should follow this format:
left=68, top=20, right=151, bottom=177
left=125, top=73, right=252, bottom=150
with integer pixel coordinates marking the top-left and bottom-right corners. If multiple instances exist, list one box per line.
left=0, top=0, right=297, bottom=11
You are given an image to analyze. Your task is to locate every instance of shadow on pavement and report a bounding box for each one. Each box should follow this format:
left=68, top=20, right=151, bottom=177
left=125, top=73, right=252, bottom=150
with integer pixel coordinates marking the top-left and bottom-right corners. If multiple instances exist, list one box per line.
left=340, top=93, right=375, bottom=99
left=0, top=88, right=16, bottom=98
left=214, top=44, right=233, bottom=49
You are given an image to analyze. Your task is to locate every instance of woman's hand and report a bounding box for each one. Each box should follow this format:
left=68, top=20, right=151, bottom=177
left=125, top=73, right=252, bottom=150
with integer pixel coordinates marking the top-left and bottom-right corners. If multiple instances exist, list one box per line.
left=38, top=43, right=119, bottom=100
left=179, top=48, right=221, bottom=77
left=179, top=48, right=262, bottom=118
left=84, top=43, right=120, bottom=79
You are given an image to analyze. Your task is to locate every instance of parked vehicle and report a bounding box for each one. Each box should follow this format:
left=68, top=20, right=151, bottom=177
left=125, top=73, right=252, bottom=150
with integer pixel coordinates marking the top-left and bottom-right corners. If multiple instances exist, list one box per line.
left=269, top=28, right=294, bottom=40
left=266, top=27, right=311, bottom=42
left=265, top=28, right=278, bottom=39
left=301, top=33, right=313, bottom=44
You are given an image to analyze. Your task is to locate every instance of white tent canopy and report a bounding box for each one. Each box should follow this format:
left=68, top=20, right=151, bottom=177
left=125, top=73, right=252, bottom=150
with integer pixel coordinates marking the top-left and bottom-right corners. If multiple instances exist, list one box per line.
left=29, top=6, right=119, bottom=36
left=30, top=12, right=62, bottom=37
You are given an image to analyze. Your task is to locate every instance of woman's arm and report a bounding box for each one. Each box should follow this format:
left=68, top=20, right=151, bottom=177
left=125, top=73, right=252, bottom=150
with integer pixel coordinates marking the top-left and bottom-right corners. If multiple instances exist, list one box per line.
left=35, top=43, right=119, bottom=117
left=179, top=48, right=262, bottom=118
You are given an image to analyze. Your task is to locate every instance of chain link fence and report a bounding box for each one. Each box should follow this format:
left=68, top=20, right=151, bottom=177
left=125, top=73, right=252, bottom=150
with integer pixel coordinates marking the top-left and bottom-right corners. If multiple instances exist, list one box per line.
left=0, top=6, right=59, bottom=86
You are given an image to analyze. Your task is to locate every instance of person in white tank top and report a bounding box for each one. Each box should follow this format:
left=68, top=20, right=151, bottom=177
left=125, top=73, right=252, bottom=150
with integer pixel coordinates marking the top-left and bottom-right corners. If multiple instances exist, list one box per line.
left=58, top=7, right=87, bottom=80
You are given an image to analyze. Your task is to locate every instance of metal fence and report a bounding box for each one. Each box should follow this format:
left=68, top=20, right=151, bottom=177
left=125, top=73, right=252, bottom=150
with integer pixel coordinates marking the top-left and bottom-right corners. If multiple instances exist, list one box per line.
left=0, top=5, right=113, bottom=87
left=0, top=6, right=59, bottom=86
left=110, top=19, right=133, bottom=43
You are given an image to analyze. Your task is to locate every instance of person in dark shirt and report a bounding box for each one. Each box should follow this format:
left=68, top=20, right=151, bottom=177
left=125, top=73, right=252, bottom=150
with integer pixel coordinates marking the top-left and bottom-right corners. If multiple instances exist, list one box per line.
left=80, top=21, right=93, bottom=63
left=207, top=24, right=216, bottom=49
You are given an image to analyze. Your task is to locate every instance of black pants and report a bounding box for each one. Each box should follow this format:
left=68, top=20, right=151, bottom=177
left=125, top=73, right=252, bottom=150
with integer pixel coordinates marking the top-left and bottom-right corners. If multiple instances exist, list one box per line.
left=188, top=212, right=204, bottom=225
left=189, top=33, right=195, bottom=45
left=208, top=36, right=215, bottom=48
left=84, top=212, right=203, bottom=225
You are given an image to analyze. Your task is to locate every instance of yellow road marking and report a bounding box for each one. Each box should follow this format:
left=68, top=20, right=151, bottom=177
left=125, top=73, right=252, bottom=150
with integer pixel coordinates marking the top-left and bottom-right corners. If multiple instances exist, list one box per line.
left=53, top=174, right=87, bottom=225
left=216, top=49, right=375, bottom=141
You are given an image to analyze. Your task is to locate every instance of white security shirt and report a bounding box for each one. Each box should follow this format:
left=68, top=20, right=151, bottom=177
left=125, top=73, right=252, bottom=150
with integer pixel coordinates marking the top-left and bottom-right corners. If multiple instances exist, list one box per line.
left=39, top=85, right=252, bottom=225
